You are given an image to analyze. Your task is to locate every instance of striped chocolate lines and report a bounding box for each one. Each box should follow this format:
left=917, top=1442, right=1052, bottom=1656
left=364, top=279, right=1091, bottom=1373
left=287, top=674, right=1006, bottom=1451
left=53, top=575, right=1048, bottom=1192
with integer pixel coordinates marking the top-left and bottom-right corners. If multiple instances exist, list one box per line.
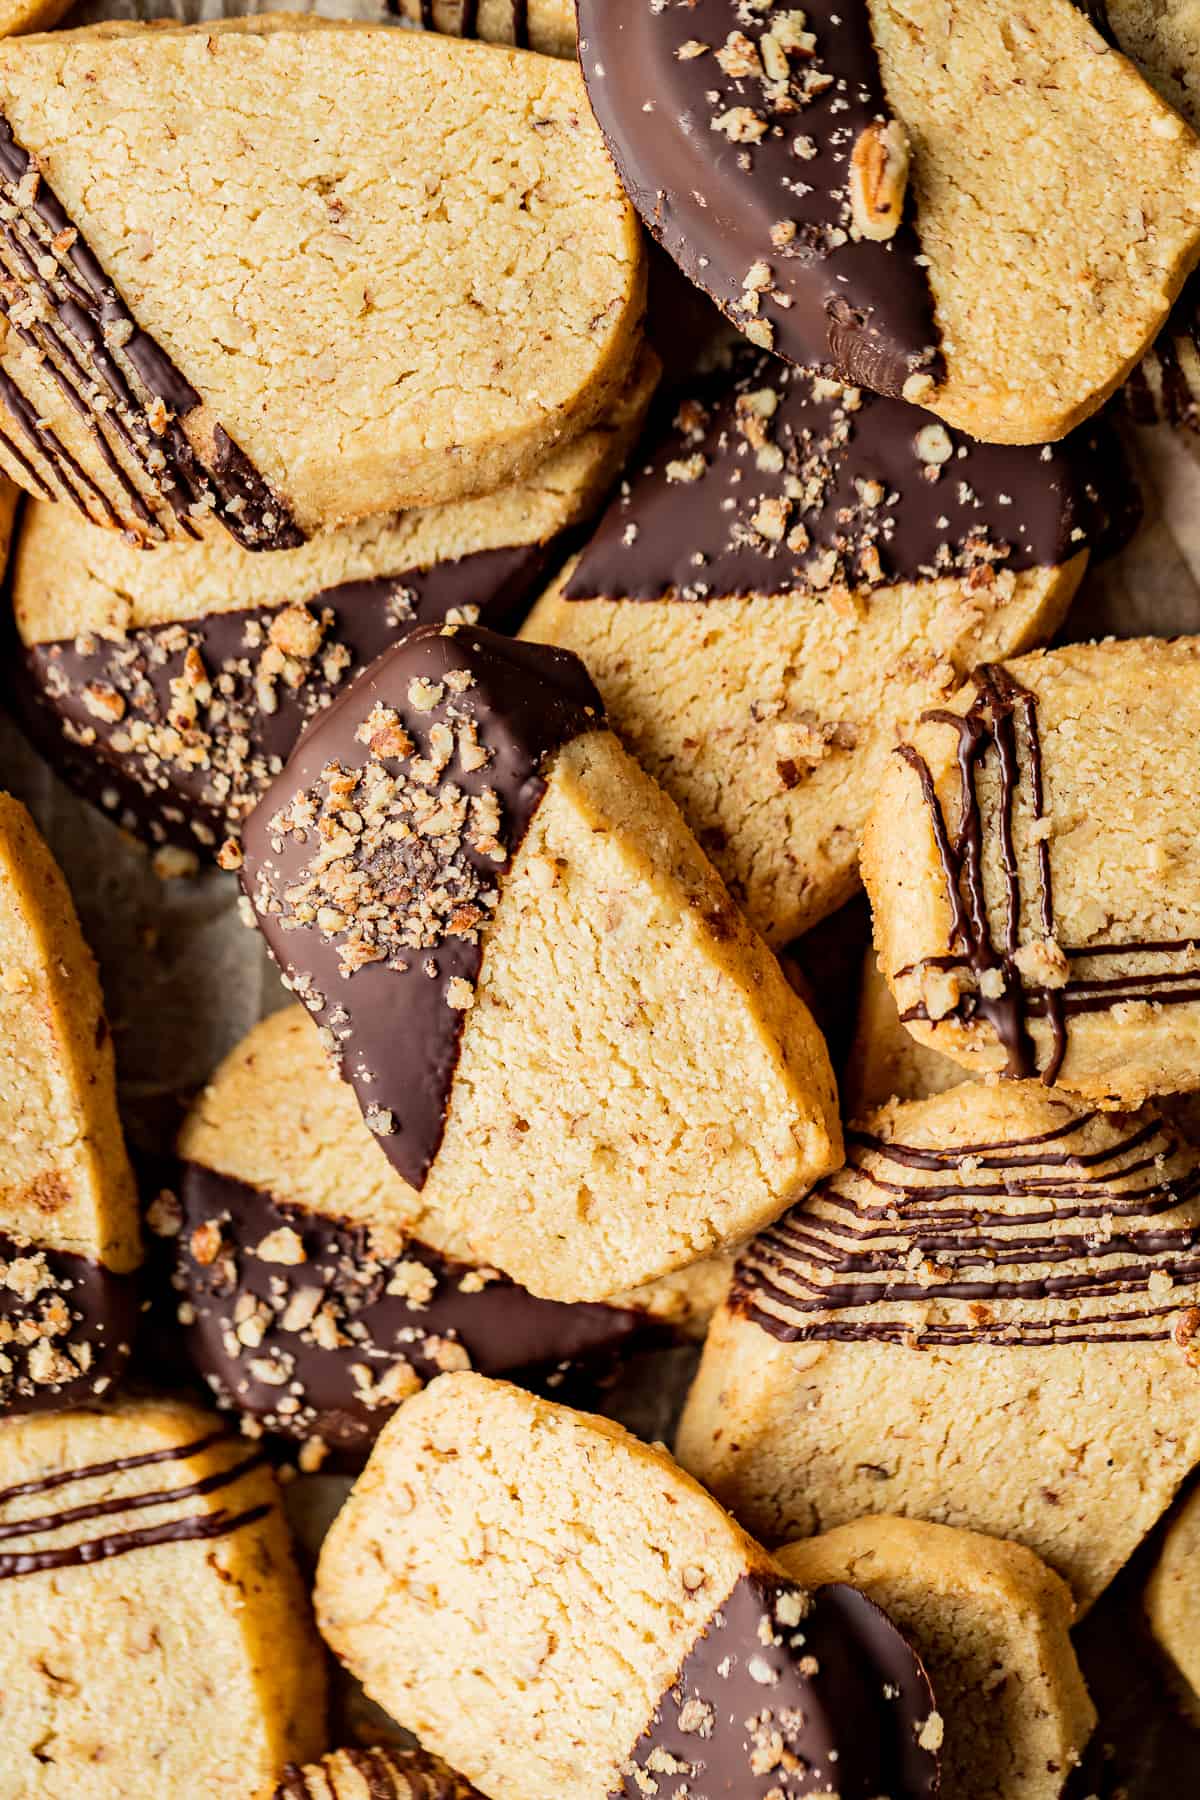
left=413, top=0, right=529, bottom=46
left=0, top=1430, right=271, bottom=1582
left=732, top=1111, right=1200, bottom=1348
left=272, top=1748, right=461, bottom=1800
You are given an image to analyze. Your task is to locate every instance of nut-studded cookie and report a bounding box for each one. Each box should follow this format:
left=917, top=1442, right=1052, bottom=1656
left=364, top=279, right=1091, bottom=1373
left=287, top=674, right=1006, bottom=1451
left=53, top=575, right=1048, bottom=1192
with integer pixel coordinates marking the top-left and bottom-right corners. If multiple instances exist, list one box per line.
left=240, top=624, right=841, bottom=1303
left=677, top=1080, right=1200, bottom=1610
left=255, top=1746, right=480, bottom=1800
left=862, top=639, right=1200, bottom=1105
left=0, top=792, right=140, bottom=1417
left=577, top=0, right=1200, bottom=444
left=1145, top=1479, right=1200, bottom=1725
left=394, top=0, right=575, bottom=57
left=0, top=20, right=644, bottom=544
left=524, top=353, right=1113, bottom=944
left=779, top=1517, right=1096, bottom=1800
left=845, top=948, right=967, bottom=1115
left=316, top=1373, right=941, bottom=1800
left=10, top=351, right=658, bottom=864
left=0, top=1396, right=326, bottom=1797
left=170, top=1005, right=724, bottom=1454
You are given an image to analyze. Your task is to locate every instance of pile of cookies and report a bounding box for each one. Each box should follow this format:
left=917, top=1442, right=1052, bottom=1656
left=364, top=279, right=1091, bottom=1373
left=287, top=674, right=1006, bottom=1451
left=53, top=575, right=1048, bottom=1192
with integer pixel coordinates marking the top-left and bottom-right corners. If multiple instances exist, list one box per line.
left=0, top=1, right=1199, bottom=1795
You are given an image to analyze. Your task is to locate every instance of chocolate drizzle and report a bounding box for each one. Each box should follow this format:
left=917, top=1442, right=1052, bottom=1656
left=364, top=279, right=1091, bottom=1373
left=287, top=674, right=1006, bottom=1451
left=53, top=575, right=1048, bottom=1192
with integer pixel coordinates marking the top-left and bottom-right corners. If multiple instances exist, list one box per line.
left=1126, top=270, right=1200, bottom=436
left=894, top=665, right=1200, bottom=1082
left=578, top=0, right=941, bottom=398
left=272, top=1748, right=479, bottom=1800
left=0, top=114, right=302, bottom=549
left=0, top=1231, right=137, bottom=1417
left=0, top=1429, right=270, bottom=1582
left=241, top=625, right=604, bottom=1190
left=732, top=1103, right=1200, bottom=1349
left=174, top=1163, right=652, bottom=1451
left=616, top=1571, right=938, bottom=1799
left=410, top=0, right=528, bottom=47
left=14, top=541, right=553, bottom=860
left=565, top=355, right=1116, bottom=603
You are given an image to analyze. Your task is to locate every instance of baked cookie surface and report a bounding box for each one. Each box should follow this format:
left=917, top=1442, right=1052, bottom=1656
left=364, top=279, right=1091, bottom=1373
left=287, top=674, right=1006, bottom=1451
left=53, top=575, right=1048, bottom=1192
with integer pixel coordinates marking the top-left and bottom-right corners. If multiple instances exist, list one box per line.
left=0, top=792, right=140, bottom=1417
left=0, top=21, right=644, bottom=542
left=778, top=1516, right=1095, bottom=1800
left=844, top=948, right=968, bottom=1115
left=255, top=1745, right=480, bottom=1800
left=862, top=638, right=1200, bottom=1103
left=316, top=1372, right=940, bottom=1800
left=1145, top=1480, right=1200, bottom=1725
left=0, top=1396, right=325, bottom=1797
left=241, top=624, right=840, bottom=1302
left=677, top=1080, right=1200, bottom=1609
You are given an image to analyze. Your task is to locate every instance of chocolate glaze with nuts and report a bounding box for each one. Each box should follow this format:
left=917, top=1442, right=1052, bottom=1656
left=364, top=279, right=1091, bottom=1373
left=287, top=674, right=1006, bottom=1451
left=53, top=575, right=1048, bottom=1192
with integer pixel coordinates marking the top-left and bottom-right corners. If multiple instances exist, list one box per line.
left=240, top=625, right=604, bottom=1190
left=12, top=541, right=553, bottom=861
left=616, top=1571, right=939, bottom=1799
left=0, top=1231, right=138, bottom=1418
left=174, top=1164, right=652, bottom=1451
left=578, top=0, right=941, bottom=398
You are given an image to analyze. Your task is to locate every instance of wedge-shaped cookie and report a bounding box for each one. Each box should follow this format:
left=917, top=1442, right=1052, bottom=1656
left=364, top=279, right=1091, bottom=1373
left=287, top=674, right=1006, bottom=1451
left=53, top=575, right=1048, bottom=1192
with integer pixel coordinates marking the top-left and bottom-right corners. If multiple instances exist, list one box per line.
left=11, top=352, right=658, bottom=863
left=1146, top=1481, right=1200, bottom=1725
left=677, top=1081, right=1200, bottom=1610
left=779, top=1517, right=1095, bottom=1800
left=241, top=624, right=840, bottom=1302
left=525, top=354, right=1107, bottom=944
left=862, top=639, right=1200, bottom=1104
left=845, top=948, right=967, bottom=1115
left=256, top=1746, right=480, bottom=1800
left=172, top=1005, right=723, bottom=1453
left=0, top=793, right=140, bottom=1416
left=0, top=1397, right=326, bottom=1797
left=578, top=0, right=1200, bottom=443
left=0, top=21, right=643, bottom=546
left=395, top=0, right=575, bottom=57
left=316, top=1373, right=940, bottom=1800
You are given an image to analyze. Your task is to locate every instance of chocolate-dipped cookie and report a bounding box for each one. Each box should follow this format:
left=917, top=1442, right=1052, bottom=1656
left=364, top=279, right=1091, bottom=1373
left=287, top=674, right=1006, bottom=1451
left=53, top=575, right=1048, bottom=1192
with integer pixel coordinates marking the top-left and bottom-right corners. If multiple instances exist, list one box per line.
left=170, top=1006, right=725, bottom=1455
left=524, top=354, right=1113, bottom=944
left=578, top=0, right=1200, bottom=443
left=0, top=1397, right=326, bottom=1797
left=862, top=639, right=1200, bottom=1104
left=0, top=792, right=140, bottom=1416
left=316, top=1373, right=941, bottom=1800
left=1145, top=1479, right=1200, bottom=1725
left=0, top=21, right=644, bottom=544
left=677, top=1080, right=1200, bottom=1610
left=393, top=0, right=575, bottom=57
left=256, top=1746, right=481, bottom=1800
left=240, top=623, right=841, bottom=1303
left=10, top=352, right=658, bottom=865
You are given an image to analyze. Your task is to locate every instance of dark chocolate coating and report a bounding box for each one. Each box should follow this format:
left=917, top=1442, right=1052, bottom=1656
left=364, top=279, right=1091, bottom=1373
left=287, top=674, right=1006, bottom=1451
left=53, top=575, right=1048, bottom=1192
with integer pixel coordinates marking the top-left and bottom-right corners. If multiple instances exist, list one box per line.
left=566, top=355, right=1120, bottom=604
left=0, top=1231, right=137, bottom=1418
left=240, top=624, right=604, bottom=1190
left=13, top=541, right=553, bottom=860
left=175, top=1163, right=653, bottom=1451
left=577, top=0, right=941, bottom=398
left=617, top=1571, right=938, bottom=1799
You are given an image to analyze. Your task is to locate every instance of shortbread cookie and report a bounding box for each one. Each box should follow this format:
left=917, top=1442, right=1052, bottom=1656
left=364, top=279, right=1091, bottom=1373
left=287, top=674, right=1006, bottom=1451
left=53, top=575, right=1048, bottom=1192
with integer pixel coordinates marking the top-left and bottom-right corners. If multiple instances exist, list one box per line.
left=1146, top=1481, right=1200, bottom=1723
left=0, top=21, right=644, bottom=545
left=11, top=351, right=658, bottom=862
left=256, top=1746, right=479, bottom=1800
left=778, top=1517, right=1095, bottom=1800
left=578, top=0, right=1200, bottom=443
left=0, top=0, right=72, bottom=33
left=677, top=1081, right=1200, bottom=1609
left=171, top=1005, right=722, bottom=1452
left=395, top=0, right=575, bottom=57
left=0, top=1396, right=325, bottom=1796
left=316, top=1373, right=940, bottom=1800
left=845, top=949, right=967, bottom=1114
left=241, top=624, right=840, bottom=1302
left=0, top=793, right=140, bottom=1416
left=862, top=639, right=1200, bottom=1104
left=524, top=354, right=1103, bottom=943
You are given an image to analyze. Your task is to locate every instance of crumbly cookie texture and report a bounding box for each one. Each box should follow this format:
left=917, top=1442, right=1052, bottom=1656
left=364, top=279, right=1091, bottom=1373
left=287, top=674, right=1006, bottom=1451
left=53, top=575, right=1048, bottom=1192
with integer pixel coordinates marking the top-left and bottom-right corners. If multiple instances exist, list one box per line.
left=525, top=356, right=1098, bottom=944
left=395, top=0, right=576, bottom=58
left=169, top=1004, right=724, bottom=1452
left=0, top=792, right=140, bottom=1416
left=315, top=1373, right=940, bottom=1800
left=844, top=948, right=967, bottom=1115
left=0, top=1397, right=326, bottom=1797
left=0, top=0, right=69, bottom=32
left=10, top=351, right=658, bottom=861
left=254, top=1745, right=480, bottom=1800
left=676, top=1080, right=1200, bottom=1612
left=0, top=21, right=644, bottom=542
left=863, top=639, right=1200, bottom=1104
left=1146, top=1481, right=1200, bottom=1725
left=242, top=626, right=840, bottom=1303
left=778, top=1516, right=1096, bottom=1800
